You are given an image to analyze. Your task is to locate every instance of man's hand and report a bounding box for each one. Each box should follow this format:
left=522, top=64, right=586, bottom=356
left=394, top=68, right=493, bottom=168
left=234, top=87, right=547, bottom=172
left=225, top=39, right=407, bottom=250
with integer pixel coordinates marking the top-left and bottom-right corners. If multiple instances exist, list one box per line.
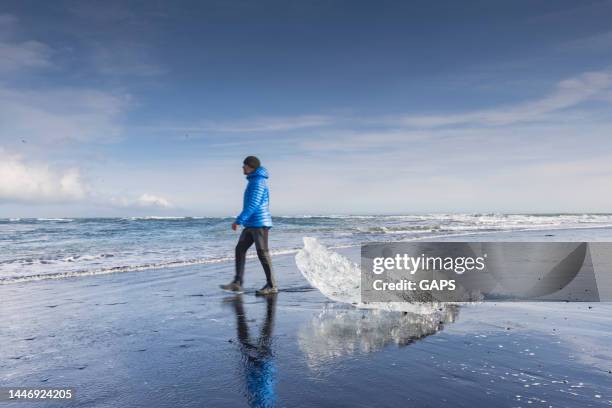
left=231, top=222, right=239, bottom=231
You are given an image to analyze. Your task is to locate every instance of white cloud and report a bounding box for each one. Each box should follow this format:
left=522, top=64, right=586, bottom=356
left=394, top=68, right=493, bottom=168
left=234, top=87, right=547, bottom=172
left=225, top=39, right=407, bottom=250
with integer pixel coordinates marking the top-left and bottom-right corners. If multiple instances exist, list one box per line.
left=0, top=14, right=130, bottom=146
left=396, top=70, right=612, bottom=128
left=261, top=152, right=612, bottom=214
left=297, top=118, right=612, bottom=165
left=0, top=14, right=53, bottom=73
left=153, top=70, right=612, bottom=143
left=299, top=130, right=431, bottom=151
left=91, top=44, right=164, bottom=77
left=106, top=194, right=174, bottom=210
left=136, top=193, right=172, bottom=208
left=180, top=115, right=335, bottom=133
left=0, top=149, right=88, bottom=203
left=0, top=14, right=17, bottom=27
left=0, top=85, right=130, bottom=144
left=0, top=40, right=52, bottom=72
left=0, top=149, right=173, bottom=210
left=563, top=31, right=612, bottom=52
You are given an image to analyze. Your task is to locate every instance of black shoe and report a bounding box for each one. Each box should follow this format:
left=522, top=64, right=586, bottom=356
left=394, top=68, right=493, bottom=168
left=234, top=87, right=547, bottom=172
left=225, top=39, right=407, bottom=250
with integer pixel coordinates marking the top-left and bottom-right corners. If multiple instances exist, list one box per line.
left=220, top=282, right=243, bottom=293
left=255, top=284, right=278, bottom=296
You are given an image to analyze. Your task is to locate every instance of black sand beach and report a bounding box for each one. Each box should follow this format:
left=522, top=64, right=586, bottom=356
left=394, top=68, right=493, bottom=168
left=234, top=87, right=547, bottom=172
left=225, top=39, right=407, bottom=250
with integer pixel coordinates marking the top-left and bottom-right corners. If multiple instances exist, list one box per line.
left=2, top=229, right=612, bottom=407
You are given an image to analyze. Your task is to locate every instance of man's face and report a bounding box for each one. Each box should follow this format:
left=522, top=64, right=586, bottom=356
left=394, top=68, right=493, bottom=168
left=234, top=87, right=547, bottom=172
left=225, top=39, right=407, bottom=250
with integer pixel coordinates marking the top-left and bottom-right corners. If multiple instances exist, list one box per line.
left=242, top=164, right=254, bottom=175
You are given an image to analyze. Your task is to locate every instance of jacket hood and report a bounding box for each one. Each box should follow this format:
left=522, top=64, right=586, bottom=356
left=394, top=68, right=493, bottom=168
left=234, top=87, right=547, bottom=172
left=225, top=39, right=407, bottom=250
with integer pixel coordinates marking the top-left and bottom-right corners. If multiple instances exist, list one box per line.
left=247, top=166, right=269, bottom=180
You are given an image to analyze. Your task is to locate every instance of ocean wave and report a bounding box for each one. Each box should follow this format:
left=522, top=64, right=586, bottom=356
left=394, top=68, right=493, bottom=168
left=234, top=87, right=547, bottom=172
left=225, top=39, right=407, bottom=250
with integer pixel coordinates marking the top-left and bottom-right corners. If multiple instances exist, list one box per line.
left=3, top=214, right=612, bottom=285
left=4, top=222, right=612, bottom=285
left=357, top=225, right=439, bottom=234
left=0, top=253, right=116, bottom=266
left=123, top=216, right=223, bottom=221
left=36, top=218, right=74, bottom=222
left=0, top=257, right=232, bottom=285
left=0, top=247, right=301, bottom=285
left=126, top=216, right=192, bottom=220
left=62, top=253, right=115, bottom=262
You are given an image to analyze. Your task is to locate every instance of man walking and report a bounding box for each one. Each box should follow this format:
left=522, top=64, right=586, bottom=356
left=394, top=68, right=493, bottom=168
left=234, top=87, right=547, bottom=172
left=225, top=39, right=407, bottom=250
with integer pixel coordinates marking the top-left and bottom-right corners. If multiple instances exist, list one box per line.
left=221, top=156, right=277, bottom=295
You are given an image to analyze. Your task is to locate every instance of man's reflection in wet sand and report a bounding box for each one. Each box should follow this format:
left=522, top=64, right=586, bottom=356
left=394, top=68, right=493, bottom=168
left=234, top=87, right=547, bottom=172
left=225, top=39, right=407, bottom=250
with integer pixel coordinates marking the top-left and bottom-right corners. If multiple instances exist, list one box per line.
left=229, top=294, right=277, bottom=408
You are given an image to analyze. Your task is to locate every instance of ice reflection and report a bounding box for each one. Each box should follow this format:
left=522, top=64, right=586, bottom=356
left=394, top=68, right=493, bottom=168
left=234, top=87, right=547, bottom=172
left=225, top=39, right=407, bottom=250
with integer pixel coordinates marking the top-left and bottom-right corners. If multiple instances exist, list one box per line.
left=298, top=304, right=459, bottom=368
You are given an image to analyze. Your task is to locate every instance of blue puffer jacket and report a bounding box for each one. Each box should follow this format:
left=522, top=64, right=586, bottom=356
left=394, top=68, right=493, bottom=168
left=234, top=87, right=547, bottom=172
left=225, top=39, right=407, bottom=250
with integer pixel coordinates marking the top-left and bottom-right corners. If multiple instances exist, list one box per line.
left=236, top=167, right=272, bottom=228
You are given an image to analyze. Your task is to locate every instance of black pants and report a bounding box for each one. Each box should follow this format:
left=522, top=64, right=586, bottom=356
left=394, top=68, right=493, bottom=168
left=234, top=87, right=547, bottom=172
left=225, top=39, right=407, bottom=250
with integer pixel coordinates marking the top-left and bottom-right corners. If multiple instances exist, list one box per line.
left=234, top=227, right=275, bottom=287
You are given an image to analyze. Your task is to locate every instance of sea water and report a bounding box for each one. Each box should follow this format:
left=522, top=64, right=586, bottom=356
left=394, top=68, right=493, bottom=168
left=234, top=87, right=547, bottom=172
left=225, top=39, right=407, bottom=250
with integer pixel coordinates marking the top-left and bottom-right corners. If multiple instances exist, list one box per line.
left=2, top=214, right=612, bottom=284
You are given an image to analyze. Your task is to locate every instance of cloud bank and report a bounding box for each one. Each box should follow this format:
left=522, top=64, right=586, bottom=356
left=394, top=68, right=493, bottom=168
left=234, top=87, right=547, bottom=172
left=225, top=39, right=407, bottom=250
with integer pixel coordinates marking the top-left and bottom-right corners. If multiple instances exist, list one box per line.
left=0, top=150, right=87, bottom=203
left=0, top=150, right=172, bottom=210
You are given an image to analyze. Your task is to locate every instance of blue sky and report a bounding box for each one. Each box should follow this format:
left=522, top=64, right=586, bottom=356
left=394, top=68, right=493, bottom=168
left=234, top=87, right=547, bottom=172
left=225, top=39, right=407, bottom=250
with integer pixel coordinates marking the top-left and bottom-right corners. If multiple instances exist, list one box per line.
left=1, top=0, right=612, bottom=216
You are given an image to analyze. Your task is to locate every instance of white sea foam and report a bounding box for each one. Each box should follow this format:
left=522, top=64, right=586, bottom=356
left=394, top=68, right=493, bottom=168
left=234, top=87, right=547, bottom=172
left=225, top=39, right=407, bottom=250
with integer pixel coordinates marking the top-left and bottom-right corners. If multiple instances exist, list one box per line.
left=126, top=216, right=191, bottom=220
left=36, top=218, right=73, bottom=222
left=0, top=247, right=302, bottom=285
left=0, top=257, right=235, bottom=284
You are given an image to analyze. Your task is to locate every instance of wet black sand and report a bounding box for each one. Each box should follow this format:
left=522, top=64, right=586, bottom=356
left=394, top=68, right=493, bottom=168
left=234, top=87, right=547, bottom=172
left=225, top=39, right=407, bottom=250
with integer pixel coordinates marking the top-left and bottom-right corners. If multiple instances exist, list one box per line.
left=2, top=230, right=612, bottom=407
